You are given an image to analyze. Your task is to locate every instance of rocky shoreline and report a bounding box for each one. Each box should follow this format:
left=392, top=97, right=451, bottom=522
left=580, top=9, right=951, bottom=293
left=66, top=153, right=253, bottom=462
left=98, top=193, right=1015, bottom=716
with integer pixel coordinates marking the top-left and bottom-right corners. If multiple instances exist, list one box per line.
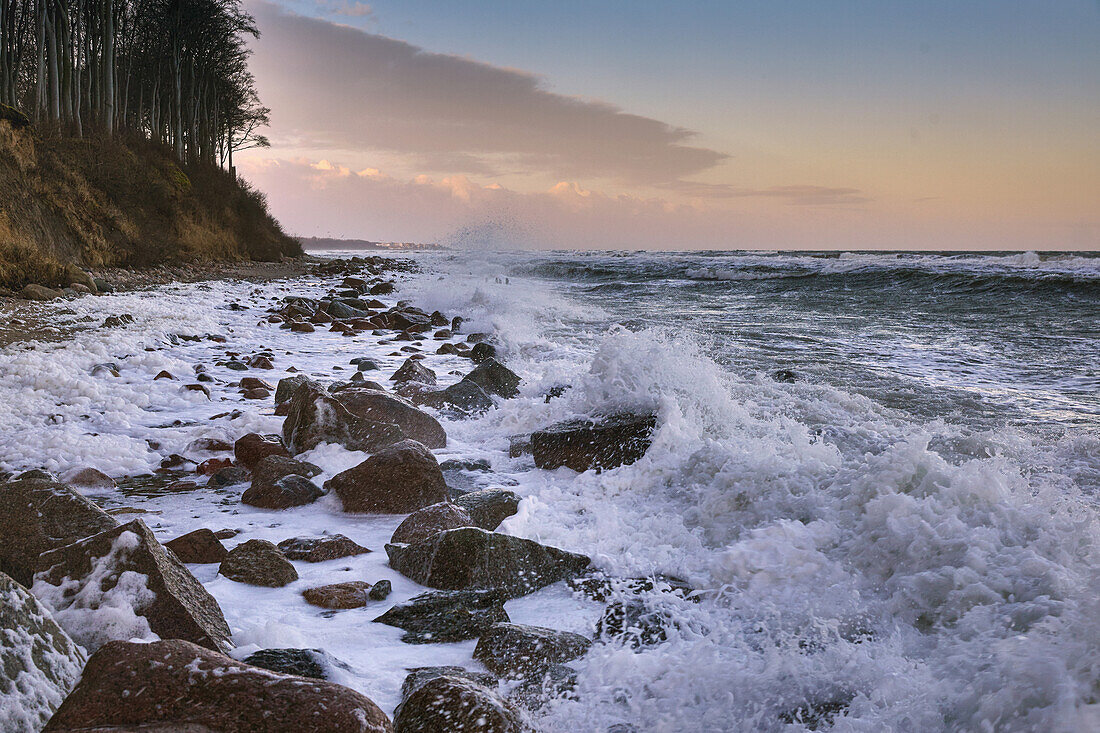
left=0, top=255, right=678, bottom=732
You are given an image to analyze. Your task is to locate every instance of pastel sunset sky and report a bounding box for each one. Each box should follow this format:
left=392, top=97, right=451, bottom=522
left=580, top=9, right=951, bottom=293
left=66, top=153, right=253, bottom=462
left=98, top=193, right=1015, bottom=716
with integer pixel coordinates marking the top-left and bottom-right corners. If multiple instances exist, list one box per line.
left=238, top=1, right=1100, bottom=250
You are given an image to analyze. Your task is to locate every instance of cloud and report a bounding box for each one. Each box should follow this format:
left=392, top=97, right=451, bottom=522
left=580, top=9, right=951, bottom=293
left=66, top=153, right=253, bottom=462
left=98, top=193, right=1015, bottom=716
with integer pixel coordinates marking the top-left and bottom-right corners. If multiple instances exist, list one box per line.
left=247, top=1, right=727, bottom=183
left=655, top=181, right=871, bottom=205
left=314, top=1, right=373, bottom=18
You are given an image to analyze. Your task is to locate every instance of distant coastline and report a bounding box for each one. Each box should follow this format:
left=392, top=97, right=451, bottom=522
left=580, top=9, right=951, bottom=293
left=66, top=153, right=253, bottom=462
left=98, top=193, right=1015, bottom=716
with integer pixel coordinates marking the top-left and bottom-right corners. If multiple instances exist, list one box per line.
left=297, top=236, right=446, bottom=251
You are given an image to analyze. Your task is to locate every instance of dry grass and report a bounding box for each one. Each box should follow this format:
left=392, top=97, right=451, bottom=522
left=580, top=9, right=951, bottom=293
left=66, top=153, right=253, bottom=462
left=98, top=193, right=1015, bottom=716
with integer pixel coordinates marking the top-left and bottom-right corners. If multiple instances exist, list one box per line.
left=0, top=120, right=300, bottom=289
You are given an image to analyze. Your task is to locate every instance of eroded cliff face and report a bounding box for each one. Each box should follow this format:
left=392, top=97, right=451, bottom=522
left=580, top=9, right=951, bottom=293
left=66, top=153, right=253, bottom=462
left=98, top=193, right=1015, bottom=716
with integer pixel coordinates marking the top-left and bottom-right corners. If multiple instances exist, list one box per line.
left=0, top=119, right=300, bottom=290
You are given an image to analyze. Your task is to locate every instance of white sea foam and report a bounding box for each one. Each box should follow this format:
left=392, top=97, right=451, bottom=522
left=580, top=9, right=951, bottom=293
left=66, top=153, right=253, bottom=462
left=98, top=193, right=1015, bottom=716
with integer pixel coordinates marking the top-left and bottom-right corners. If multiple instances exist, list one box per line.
left=1, top=251, right=1097, bottom=731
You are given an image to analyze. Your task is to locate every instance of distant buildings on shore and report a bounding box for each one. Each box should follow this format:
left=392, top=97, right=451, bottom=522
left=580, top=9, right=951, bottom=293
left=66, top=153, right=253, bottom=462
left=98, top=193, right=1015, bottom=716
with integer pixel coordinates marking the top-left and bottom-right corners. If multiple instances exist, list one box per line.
left=297, top=236, right=446, bottom=251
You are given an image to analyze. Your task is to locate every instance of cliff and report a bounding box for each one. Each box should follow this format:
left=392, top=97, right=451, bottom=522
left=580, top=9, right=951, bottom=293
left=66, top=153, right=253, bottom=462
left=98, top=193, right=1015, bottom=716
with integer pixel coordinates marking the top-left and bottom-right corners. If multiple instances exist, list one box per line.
left=0, top=117, right=300, bottom=290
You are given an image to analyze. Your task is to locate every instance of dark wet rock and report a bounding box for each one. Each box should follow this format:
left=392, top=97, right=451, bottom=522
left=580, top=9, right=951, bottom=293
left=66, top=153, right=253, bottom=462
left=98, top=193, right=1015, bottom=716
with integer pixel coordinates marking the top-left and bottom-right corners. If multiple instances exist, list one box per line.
left=22, top=284, right=63, bottom=300
left=35, top=519, right=232, bottom=653
left=388, top=310, right=430, bottom=331
left=531, top=413, right=657, bottom=472
left=466, top=333, right=490, bottom=344
left=508, top=663, right=579, bottom=711
left=386, top=527, right=590, bottom=598
left=353, top=357, right=381, bottom=371
left=0, top=475, right=118, bottom=586
left=101, top=314, right=134, bottom=328
left=437, top=342, right=459, bottom=355
left=772, top=368, right=798, bottom=383
left=91, top=362, right=120, bottom=377
left=219, top=539, right=298, bottom=587
left=779, top=699, right=851, bottom=730
left=394, top=675, right=523, bottom=733
left=242, top=648, right=328, bottom=680
left=207, top=465, right=251, bottom=487
left=164, top=529, right=228, bottom=564
left=391, top=502, right=474, bottom=545
left=197, top=457, right=232, bottom=476
left=0, top=572, right=86, bottom=731
left=429, top=310, right=449, bottom=327
left=453, top=488, right=521, bottom=531
left=233, top=432, right=289, bottom=470
left=241, top=455, right=323, bottom=509
left=334, top=387, right=447, bottom=449
left=42, top=639, right=392, bottom=733
left=61, top=467, right=116, bottom=490
left=391, top=357, right=437, bottom=385
left=373, top=589, right=509, bottom=644
left=508, top=434, right=532, bottom=458
left=16, top=468, right=59, bottom=481
left=282, top=381, right=407, bottom=454
left=369, top=579, right=392, bottom=600
left=182, top=383, right=211, bottom=398
left=277, top=534, right=370, bottom=562
left=473, top=623, right=590, bottom=678
left=413, top=379, right=494, bottom=415
left=543, top=384, right=571, bottom=403
left=328, top=439, right=448, bottom=513
left=154, top=369, right=176, bottom=380
left=433, top=328, right=452, bottom=338
left=460, top=359, right=520, bottom=398
left=327, top=300, right=370, bottom=319
left=244, top=355, right=275, bottom=370
left=290, top=322, right=315, bottom=333
left=451, top=316, right=464, bottom=332
left=469, top=342, right=499, bottom=363
left=370, top=282, right=395, bottom=295
left=440, top=458, right=492, bottom=473
left=303, top=581, right=373, bottom=609
left=400, top=666, right=497, bottom=702
left=239, top=376, right=274, bottom=391
left=275, top=374, right=313, bottom=404
left=595, top=599, right=675, bottom=647
left=567, top=572, right=696, bottom=603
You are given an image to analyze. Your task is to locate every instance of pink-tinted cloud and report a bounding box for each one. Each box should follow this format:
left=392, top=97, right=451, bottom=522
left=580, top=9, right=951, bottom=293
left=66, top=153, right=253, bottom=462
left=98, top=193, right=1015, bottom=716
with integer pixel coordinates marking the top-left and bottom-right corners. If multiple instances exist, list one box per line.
left=247, top=1, right=727, bottom=183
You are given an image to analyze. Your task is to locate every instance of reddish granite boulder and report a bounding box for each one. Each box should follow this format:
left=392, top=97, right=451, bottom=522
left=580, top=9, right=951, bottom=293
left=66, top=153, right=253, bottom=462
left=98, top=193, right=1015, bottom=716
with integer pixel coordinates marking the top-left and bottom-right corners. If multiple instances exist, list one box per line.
left=327, top=440, right=448, bottom=513
left=393, top=675, right=523, bottom=733
left=219, top=539, right=298, bottom=587
left=282, top=382, right=405, bottom=454
left=233, top=432, right=290, bottom=469
left=43, top=639, right=392, bottom=732
left=277, top=534, right=370, bottom=562
left=302, top=581, right=373, bottom=610
left=164, top=528, right=228, bottom=564
left=332, top=388, right=447, bottom=449
left=34, top=520, right=232, bottom=653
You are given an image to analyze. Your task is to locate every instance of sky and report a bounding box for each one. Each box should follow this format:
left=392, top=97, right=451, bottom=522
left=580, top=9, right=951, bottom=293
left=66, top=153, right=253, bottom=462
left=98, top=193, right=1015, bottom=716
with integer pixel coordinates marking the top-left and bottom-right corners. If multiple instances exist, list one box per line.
left=238, top=1, right=1100, bottom=250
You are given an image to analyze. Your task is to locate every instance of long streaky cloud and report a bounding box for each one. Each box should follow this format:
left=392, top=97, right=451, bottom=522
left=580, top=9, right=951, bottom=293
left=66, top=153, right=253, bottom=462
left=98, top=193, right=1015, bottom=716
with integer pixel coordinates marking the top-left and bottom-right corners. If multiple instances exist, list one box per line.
left=248, top=1, right=727, bottom=183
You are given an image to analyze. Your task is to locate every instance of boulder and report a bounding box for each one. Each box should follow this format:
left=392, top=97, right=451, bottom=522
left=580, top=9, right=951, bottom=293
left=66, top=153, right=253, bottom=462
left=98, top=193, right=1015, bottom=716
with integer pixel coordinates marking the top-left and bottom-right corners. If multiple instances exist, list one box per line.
left=507, top=663, right=579, bottom=711
left=60, top=467, right=115, bottom=490
left=164, top=528, right=227, bottom=564
left=0, top=476, right=119, bottom=586
left=241, top=455, right=323, bottom=509
left=196, top=457, right=232, bottom=476
left=277, top=534, right=370, bottom=562
left=473, top=623, right=590, bottom=677
left=453, top=488, right=521, bottom=531
left=233, top=432, right=289, bottom=469
left=412, top=380, right=494, bottom=415
left=33, top=519, right=232, bottom=653
left=239, top=376, right=274, bottom=390
left=596, top=599, right=676, bottom=647
left=390, top=502, right=474, bottom=545
left=460, top=359, right=520, bottom=398
left=400, top=666, right=497, bottom=702
left=333, top=388, right=447, bottom=449
left=327, top=440, right=448, bottom=513
left=302, top=581, right=373, bottom=610
left=243, top=474, right=323, bottom=509
left=370, top=579, right=392, bottom=600
left=0, top=572, right=86, bottom=733
left=274, top=374, right=313, bottom=404
left=387, top=528, right=589, bottom=598
left=469, top=342, right=499, bottom=363
left=21, top=284, right=63, bottom=300
left=531, top=413, right=657, bottom=472
left=42, top=639, right=392, bottom=733
left=207, top=465, right=251, bottom=487
left=219, top=539, right=298, bottom=587
left=282, top=381, right=406, bottom=454
left=242, top=648, right=328, bottom=680
left=394, top=675, right=523, bottom=733
left=390, top=357, right=437, bottom=385
left=373, top=589, right=509, bottom=644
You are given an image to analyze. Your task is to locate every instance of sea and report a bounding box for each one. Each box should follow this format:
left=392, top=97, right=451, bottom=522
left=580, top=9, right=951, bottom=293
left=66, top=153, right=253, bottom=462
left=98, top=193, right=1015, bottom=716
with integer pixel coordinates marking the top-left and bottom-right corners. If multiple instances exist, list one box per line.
left=1, top=249, right=1098, bottom=731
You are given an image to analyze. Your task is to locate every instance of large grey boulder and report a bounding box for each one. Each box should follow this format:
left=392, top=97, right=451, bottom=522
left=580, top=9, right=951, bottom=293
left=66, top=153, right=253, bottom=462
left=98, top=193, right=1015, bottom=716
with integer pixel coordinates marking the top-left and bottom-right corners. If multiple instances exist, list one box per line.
left=282, top=381, right=405, bottom=454
left=531, top=412, right=657, bottom=472
left=386, top=527, right=590, bottom=598
left=460, top=358, right=521, bottom=398
left=394, top=675, right=524, bottom=733
left=0, top=476, right=118, bottom=586
left=473, top=623, right=590, bottom=678
left=33, top=519, right=232, bottom=654
left=373, top=589, right=509, bottom=643
left=453, top=488, right=521, bottom=531
left=333, top=387, right=447, bottom=449
left=0, top=572, right=86, bottom=733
